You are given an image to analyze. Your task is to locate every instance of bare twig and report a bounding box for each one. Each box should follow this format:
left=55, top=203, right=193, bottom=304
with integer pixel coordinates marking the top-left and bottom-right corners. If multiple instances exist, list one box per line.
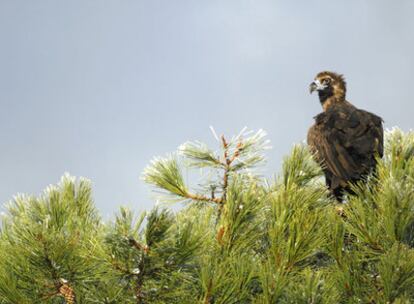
left=127, top=237, right=147, bottom=304
left=203, top=279, right=213, bottom=304
left=128, top=238, right=150, bottom=254
left=187, top=192, right=222, bottom=204
left=217, top=136, right=243, bottom=221
left=40, top=240, right=77, bottom=303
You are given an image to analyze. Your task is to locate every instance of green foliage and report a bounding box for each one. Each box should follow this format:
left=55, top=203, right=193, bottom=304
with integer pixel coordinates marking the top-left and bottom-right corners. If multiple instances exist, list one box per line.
left=1, top=127, right=414, bottom=303
left=142, top=156, right=190, bottom=202
left=0, top=175, right=101, bottom=303
left=281, top=144, right=323, bottom=187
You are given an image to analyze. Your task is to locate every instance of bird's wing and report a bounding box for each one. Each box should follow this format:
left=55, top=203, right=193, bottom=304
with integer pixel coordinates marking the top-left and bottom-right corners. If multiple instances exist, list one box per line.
left=308, top=106, right=383, bottom=183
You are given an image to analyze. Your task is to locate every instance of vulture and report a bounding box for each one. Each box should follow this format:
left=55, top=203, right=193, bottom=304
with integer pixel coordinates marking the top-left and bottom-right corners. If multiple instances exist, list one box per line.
left=307, top=71, right=383, bottom=201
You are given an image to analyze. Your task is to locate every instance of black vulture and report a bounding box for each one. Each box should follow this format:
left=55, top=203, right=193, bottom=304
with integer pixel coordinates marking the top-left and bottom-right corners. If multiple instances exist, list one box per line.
left=307, top=71, right=383, bottom=201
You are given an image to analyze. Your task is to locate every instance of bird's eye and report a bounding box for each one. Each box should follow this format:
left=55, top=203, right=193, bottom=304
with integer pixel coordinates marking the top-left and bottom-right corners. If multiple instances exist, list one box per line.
left=322, top=78, right=331, bottom=85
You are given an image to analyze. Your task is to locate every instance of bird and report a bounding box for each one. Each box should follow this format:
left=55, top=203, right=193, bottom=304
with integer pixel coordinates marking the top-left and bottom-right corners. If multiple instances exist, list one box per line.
left=307, top=71, right=383, bottom=201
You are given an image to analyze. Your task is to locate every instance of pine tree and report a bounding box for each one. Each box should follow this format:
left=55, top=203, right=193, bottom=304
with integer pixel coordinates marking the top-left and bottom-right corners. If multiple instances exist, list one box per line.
left=0, top=175, right=102, bottom=303
left=1, top=128, right=414, bottom=303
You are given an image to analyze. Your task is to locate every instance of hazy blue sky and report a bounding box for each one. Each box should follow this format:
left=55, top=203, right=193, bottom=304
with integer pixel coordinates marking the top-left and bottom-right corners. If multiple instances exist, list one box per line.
left=1, top=1, right=413, bottom=216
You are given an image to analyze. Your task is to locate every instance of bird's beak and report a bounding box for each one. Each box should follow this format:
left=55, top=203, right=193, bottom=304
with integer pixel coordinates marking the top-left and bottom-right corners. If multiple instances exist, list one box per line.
left=309, top=79, right=325, bottom=94
left=309, top=82, right=317, bottom=94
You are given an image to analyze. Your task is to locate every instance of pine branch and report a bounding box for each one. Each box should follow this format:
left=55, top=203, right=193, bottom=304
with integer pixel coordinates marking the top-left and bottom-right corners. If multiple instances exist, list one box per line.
left=142, top=155, right=222, bottom=205
left=179, top=141, right=222, bottom=168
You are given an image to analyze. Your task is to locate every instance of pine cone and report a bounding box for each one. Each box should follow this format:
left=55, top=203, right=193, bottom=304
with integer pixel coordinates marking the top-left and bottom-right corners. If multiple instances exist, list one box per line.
left=59, top=279, right=76, bottom=304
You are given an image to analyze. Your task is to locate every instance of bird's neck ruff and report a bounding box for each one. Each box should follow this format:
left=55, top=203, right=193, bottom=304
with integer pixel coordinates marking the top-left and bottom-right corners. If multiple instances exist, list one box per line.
left=319, top=88, right=346, bottom=111
left=320, top=96, right=347, bottom=111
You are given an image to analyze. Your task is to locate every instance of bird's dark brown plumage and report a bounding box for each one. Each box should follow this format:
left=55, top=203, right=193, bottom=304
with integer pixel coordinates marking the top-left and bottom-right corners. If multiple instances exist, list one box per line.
left=307, top=71, right=383, bottom=201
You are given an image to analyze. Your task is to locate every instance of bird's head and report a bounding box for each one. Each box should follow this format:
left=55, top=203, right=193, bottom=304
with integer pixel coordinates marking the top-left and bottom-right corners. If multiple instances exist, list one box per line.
left=309, top=71, right=347, bottom=105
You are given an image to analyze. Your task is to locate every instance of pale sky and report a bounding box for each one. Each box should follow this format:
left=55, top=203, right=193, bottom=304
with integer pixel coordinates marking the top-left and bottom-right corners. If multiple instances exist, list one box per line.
left=1, top=1, right=413, bottom=216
